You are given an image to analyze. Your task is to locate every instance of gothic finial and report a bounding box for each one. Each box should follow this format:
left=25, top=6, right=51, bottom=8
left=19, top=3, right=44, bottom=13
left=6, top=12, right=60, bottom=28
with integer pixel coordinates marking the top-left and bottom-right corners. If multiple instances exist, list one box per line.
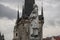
left=16, top=4, right=19, bottom=24
left=41, top=0, right=43, bottom=16
left=41, top=6, right=43, bottom=16
left=17, top=4, right=19, bottom=20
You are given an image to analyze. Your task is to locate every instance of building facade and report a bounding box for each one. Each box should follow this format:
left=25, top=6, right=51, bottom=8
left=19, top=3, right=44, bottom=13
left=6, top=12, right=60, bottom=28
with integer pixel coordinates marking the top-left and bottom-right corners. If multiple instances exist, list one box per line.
left=43, top=35, right=60, bottom=40
left=13, top=0, right=44, bottom=40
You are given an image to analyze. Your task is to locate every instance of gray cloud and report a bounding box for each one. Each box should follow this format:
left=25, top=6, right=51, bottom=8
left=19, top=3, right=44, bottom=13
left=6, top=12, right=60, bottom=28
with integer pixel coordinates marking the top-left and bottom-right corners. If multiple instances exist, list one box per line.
left=43, top=0, right=60, bottom=27
left=0, top=0, right=24, bottom=11
left=0, top=18, right=15, bottom=40
left=0, top=4, right=17, bottom=19
left=0, top=0, right=24, bottom=4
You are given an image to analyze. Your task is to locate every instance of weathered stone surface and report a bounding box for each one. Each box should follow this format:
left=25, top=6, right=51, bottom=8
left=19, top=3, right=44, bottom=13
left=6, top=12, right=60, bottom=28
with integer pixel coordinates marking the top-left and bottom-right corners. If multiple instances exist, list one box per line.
left=13, top=0, right=44, bottom=40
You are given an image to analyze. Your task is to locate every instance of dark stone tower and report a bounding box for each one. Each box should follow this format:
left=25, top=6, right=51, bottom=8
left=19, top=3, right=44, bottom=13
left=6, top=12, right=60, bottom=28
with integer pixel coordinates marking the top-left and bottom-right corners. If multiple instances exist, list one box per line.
left=22, top=0, right=35, bottom=18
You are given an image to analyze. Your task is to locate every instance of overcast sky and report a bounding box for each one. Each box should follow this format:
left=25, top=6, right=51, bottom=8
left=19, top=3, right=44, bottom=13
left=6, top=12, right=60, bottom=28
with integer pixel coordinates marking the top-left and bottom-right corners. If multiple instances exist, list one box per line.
left=0, top=0, right=60, bottom=40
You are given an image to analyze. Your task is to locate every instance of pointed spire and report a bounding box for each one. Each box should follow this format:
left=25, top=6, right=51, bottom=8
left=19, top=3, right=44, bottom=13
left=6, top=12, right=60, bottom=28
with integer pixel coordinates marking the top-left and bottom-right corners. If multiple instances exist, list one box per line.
left=41, top=6, right=43, bottom=16
left=41, top=0, right=43, bottom=16
left=17, top=6, right=19, bottom=20
left=22, top=0, right=35, bottom=18
left=25, top=0, right=35, bottom=5
left=16, top=4, right=19, bottom=24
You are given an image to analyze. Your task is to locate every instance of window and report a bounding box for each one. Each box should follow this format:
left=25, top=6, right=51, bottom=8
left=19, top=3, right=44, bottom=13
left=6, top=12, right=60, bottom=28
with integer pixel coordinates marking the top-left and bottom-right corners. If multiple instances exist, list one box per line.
left=33, top=28, right=38, bottom=35
left=16, top=33, right=18, bottom=37
left=31, top=28, right=38, bottom=37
